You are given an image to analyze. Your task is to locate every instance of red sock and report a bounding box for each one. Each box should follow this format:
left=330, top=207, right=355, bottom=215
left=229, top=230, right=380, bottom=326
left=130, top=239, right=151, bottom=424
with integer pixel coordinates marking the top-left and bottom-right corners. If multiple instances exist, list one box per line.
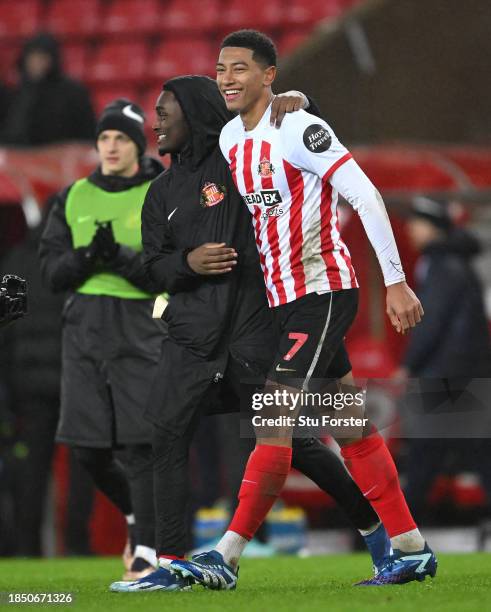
left=229, top=444, right=292, bottom=540
left=341, top=432, right=417, bottom=537
left=158, top=554, right=184, bottom=562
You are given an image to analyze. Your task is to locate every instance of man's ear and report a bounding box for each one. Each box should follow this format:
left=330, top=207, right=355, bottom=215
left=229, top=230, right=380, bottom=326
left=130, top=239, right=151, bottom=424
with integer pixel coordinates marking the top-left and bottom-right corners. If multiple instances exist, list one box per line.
left=263, top=66, right=276, bottom=87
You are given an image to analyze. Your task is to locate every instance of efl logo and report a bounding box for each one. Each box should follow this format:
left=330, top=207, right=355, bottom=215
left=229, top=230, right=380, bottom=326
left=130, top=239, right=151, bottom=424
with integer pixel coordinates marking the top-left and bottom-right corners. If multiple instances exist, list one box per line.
left=243, top=189, right=283, bottom=207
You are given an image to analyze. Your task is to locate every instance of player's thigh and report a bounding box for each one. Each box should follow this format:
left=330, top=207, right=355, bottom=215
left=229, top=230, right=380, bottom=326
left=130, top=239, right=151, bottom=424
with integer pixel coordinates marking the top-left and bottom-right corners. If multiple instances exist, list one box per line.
left=270, top=289, right=358, bottom=389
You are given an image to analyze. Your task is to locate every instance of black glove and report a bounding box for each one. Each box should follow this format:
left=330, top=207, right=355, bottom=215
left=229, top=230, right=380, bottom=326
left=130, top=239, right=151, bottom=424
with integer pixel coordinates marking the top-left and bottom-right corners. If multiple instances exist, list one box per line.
left=93, top=221, right=120, bottom=262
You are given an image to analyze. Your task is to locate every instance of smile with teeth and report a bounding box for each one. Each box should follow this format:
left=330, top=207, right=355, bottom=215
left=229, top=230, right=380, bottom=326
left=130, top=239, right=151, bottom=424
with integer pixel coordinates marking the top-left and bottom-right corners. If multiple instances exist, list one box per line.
left=158, top=134, right=167, bottom=143
left=224, top=89, right=241, bottom=98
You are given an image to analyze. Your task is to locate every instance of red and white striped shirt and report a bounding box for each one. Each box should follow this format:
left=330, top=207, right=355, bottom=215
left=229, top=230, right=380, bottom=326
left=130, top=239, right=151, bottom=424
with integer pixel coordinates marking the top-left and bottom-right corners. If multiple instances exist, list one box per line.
left=220, top=106, right=358, bottom=307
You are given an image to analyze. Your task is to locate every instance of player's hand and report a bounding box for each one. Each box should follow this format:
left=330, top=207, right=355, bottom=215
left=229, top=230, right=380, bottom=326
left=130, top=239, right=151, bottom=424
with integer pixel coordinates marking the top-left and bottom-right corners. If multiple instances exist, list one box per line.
left=270, top=91, right=309, bottom=128
left=187, top=242, right=237, bottom=275
left=386, top=281, right=424, bottom=335
left=93, top=222, right=120, bottom=261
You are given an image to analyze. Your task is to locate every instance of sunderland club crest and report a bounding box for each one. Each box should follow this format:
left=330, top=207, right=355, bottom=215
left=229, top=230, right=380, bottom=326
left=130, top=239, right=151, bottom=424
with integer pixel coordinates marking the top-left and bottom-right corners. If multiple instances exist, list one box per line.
left=258, top=157, right=275, bottom=178
left=200, top=182, right=226, bottom=207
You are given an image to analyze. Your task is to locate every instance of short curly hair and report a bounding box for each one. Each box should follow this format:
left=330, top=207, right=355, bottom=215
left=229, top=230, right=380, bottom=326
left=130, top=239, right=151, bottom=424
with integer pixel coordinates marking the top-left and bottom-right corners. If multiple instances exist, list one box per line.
left=221, top=29, right=277, bottom=67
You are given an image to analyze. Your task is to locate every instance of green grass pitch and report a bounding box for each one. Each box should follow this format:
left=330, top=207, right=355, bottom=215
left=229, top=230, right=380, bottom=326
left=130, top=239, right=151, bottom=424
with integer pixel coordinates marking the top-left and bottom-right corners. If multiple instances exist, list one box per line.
left=1, top=554, right=490, bottom=611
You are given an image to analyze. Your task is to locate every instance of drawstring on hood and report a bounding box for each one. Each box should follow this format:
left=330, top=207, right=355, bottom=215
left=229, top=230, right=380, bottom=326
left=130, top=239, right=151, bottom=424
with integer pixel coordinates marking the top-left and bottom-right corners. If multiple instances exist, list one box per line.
left=163, top=75, right=234, bottom=170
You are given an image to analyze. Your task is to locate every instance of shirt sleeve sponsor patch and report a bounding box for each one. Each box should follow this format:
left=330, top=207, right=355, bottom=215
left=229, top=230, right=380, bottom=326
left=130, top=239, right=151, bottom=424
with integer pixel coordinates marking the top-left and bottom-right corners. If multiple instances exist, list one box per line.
left=303, top=124, right=332, bottom=153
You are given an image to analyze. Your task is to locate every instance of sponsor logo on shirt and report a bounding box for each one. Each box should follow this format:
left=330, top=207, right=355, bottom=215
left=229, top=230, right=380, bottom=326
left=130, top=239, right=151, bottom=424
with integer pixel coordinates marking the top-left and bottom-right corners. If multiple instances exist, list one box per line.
left=200, top=182, right=226, bottom=207
left=243, top=189, right=283, bottom=207
left=257, top=157, right=275, bottom=177
left=303, top=124, right=332, bottom=153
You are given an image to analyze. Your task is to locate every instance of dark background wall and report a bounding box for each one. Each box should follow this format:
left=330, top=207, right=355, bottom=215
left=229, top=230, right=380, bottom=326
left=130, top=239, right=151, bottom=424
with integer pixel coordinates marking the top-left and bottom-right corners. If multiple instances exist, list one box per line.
left=276, top=0, right=491, bottom=144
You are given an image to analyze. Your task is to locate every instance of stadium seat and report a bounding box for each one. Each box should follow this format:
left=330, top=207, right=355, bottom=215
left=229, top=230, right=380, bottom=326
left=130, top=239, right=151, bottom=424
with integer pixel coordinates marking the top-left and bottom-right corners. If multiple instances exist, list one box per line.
left=285, top=0, right=345, bottom=27
left=161, top=0, right=220, bottom=34
left=44, top=0, right=101, bottom=39
left=149, top=39, right=215, bottom=82
left=220, top=0, right=285, bottom=31
left=62, top=44, right=88, bottom=81
left=89, top=41, right=149, bottom=85
left=278, top=30, right=311, bottom=57
left=103, top=0, right=162, bottom=35
left=0, top=44, right=21, bottom=86
left=92, top=86, right=139, bottom=115
left=0, top=0, right=42, bottom=41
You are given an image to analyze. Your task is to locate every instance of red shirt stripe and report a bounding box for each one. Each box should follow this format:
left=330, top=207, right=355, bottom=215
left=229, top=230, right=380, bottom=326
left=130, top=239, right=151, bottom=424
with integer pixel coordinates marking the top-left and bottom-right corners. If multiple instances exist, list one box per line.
left=260, top=141, right=287, bottom=304
left=320, top=178, right=343, bottom=290
left=253, top=206, right=274, bottom=306
left=283, top=160, right=306, bottom=299
left=322, top=152, right=353, bottom=182
left=228, top=144, right=238, bottom=188
left=243, top=139, right=254, bottom=193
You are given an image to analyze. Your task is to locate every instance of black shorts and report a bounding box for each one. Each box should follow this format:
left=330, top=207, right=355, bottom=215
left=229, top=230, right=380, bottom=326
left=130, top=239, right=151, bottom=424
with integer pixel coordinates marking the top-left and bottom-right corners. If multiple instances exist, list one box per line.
left=267, top=289, right=358, bottom=390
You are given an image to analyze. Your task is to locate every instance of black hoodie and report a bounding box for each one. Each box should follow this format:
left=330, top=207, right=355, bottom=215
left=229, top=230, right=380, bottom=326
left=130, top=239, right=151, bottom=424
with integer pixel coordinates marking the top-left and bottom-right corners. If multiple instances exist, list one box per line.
left=142, top=76, right=274, bottom=362
left=0, top=33, right=96, bottom=146
left=403, top=228, right=491, bottom=377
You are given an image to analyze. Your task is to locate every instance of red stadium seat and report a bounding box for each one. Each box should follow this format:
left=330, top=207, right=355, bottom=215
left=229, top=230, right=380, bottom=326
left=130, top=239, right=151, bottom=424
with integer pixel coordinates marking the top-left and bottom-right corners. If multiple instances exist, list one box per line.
left=162, top=0, right=220, bottom=34
left=220, top=0, right=284, bottom=31
left=150, top=39, right=215, bottom=82
left=285, top=0, right=345, bottom=27
left=0, top=44, right=21, bottom=86
left=140, top=86, right=162, bottom=124
left=62, top=43, right=88, bottom=81
left=92, top=86, right=139, bottom=115
left=278, top=30, right=311, bottom=57
left=89, top=41, right=149, bottom=85
left=103, top=0, right=162, bottom=35
left=0, top=0, right=42, bottom=41
left=44, top=0, right=101, bottom=39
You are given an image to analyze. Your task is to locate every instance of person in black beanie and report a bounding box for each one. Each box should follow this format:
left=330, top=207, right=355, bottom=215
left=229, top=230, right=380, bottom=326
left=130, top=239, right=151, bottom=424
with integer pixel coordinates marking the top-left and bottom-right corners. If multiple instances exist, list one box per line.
left=39, top=99, right=165, bottom=579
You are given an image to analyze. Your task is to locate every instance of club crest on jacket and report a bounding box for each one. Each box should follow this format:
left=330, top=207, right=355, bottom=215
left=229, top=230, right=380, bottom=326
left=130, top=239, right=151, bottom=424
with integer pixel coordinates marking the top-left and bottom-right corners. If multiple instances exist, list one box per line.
left=200, top=182, right=226, bottom=207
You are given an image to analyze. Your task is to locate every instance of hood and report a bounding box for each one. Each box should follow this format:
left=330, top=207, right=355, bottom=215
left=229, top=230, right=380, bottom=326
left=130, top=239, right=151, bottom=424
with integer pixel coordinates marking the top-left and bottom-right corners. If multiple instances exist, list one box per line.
left=18, top=32, right=62, bottom=82
left=424, top=227, right=482, bottom=259
left=163, top=75, right=234, bottom=169
left=88, top=156, right=164, bottom=192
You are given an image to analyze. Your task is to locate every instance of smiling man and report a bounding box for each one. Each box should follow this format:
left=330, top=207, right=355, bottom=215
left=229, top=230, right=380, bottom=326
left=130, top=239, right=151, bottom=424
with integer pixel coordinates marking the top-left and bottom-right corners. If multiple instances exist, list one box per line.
left=170, top=30, right=436, bottom=589
left=107, top=76, right=400, bottom=593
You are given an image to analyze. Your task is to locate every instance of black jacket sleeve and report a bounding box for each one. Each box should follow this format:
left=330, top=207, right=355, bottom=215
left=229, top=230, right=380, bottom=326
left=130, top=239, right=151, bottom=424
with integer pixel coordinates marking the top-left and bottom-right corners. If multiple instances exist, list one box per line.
left=306, top=96, right=323, bottom=120
left=403, top=258, right=464, bottom=374
left=106, top=245, right=160, bottom=294
left=141, top=179, right=200, bottom=294
left=39, top=187, right=96, bottom=293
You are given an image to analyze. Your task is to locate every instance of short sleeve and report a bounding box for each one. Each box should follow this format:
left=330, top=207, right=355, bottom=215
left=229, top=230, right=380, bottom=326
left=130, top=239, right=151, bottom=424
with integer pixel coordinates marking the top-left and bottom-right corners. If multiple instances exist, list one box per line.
left=281, top=110, right=352, bottom=180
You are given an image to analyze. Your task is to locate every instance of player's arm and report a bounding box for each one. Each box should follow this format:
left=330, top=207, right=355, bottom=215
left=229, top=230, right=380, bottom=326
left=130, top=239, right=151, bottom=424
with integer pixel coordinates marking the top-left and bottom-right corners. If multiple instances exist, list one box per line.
left=284, top=112, right=423, bottom=334
left=270, top=92, right=323, bottom=128
left=39, top=187, right=98, bottom=293
left=141, top=180, right=200, bottom=294
left=329, top=161, right=423, bottom=334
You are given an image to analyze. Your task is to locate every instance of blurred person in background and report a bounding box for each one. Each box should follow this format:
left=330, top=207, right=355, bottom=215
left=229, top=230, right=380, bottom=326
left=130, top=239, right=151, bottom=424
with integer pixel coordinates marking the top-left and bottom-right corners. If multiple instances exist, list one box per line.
left=397, top=197, right=491, bottom=542
left=0, top=32, right=95, bottom=146
left=0, top=210, right=95, bottom=557
left=39, top=99, right=165, bottom=579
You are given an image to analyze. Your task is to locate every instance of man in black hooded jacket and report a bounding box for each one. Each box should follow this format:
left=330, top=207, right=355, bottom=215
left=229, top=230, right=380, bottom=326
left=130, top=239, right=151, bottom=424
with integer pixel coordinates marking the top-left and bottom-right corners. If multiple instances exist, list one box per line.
left=0, top=32, right=95, bottom=146
left=109, top=77, right=391, bottom=593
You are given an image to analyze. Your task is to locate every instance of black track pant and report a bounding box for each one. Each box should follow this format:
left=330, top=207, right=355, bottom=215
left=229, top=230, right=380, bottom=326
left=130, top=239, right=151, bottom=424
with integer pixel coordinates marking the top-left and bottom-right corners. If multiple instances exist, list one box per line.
left=73, top=444, right=155, bottom=549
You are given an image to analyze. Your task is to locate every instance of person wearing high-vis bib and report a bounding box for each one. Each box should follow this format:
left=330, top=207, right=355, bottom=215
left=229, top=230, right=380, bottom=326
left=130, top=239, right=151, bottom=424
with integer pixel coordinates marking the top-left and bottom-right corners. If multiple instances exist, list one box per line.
left=40, top=99, right=165, bottom=580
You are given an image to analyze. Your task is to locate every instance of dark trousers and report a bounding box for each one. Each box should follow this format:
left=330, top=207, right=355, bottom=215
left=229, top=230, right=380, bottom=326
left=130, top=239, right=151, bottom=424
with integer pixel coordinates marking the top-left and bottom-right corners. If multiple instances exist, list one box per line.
left=153, top=356, right=378, bottom=556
